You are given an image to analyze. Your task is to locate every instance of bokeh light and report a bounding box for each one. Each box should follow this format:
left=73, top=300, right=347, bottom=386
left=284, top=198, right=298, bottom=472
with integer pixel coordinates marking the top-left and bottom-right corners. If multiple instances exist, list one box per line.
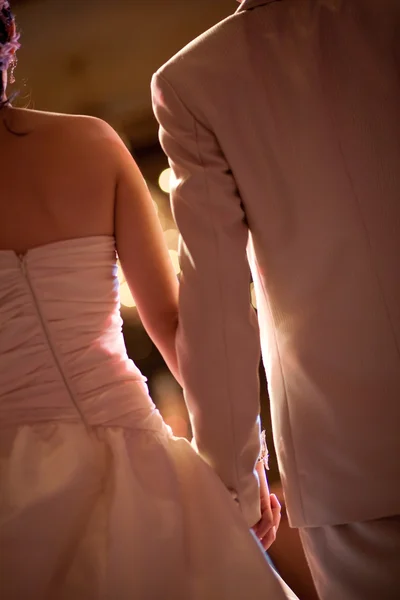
left=164, top=228, right=179, bottom=251
left=158, top=167, right=172, bottom=194
left=117, top=261, right=136, bottom=308
left=119, top=281, right=136, bottom=308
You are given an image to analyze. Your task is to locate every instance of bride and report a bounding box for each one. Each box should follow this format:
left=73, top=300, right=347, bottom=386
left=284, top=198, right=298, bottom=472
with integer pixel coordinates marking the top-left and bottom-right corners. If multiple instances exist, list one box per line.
left=0, top=2, right=296, bottom=598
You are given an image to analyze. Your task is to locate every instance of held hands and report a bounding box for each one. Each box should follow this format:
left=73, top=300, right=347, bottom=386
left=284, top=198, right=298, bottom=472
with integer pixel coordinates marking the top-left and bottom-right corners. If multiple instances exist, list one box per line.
left=252, top=460, right=281, bottom=550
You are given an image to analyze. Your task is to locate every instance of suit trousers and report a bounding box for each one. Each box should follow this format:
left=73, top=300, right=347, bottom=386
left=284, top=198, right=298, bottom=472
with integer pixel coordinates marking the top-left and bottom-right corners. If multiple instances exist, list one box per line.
left=299, top=515, right=400, bottom=600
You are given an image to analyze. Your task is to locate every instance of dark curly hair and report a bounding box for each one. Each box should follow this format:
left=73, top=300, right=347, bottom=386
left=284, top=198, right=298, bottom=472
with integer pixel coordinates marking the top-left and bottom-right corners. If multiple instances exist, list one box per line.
left=0, top=0, right=20, bottom=109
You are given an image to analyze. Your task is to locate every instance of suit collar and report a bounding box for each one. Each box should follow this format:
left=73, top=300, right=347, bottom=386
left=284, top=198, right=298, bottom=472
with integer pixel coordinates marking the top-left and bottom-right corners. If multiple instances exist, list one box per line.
left=236, top=0, right=280, bottom=13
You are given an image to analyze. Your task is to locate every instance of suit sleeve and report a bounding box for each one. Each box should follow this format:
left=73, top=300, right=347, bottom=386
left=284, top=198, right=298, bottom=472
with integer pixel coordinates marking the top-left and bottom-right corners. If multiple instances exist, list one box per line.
left=152, top=71, right=263, bottom=527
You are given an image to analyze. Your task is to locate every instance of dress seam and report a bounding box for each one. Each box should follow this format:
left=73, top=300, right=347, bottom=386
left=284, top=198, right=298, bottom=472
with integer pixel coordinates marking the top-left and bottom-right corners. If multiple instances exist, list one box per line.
left=18, top=256, right=90, bottom=429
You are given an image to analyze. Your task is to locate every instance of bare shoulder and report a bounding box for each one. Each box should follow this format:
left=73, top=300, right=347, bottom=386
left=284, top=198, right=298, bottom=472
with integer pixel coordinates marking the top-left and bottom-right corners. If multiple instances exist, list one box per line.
left=8, top=107, right=122, bottom=147
left=59, top=113, right=121, bottom=144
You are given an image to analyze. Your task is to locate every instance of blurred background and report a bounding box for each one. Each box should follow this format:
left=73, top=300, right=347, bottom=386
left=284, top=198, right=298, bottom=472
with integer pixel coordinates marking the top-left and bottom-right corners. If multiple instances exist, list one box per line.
left=10, top=0, right=278, bottom=477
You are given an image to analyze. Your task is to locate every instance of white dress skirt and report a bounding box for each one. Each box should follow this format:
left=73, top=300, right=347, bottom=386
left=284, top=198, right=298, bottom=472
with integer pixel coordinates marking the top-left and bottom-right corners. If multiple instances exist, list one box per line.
left=0, top=236, right=297, bottom=600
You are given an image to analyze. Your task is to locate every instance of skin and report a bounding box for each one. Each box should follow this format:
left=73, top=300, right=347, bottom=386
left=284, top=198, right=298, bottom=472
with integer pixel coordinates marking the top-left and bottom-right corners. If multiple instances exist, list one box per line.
left=0, top=63, right=279, bottom=548
left=0, top=78, right=181, bottom=383
left=254, top=461, right=280, bottom=549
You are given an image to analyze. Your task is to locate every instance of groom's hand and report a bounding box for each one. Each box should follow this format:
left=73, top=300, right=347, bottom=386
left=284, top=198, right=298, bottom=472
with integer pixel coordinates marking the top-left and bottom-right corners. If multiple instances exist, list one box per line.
left=252, top=462, right=281, bottom=550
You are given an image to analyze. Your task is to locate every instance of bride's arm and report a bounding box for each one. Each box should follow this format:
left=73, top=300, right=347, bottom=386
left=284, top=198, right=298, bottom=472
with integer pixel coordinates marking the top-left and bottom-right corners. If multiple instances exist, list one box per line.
left=111, top=132, right=182, bottom=386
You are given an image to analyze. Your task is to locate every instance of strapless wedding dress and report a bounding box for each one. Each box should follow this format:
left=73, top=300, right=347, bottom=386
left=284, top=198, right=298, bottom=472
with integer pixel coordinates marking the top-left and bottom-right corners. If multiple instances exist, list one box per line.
left=0, top=236, right=296, bottom=600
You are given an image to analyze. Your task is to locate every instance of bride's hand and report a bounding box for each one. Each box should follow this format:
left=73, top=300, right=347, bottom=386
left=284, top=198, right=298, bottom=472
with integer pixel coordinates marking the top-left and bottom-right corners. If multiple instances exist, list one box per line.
left=252, top=461, right=281, bottom=550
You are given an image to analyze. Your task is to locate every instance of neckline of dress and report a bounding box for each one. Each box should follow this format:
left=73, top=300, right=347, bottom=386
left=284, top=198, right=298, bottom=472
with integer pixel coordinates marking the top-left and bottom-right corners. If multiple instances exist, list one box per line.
left=0, top=235, right=114, bottom=259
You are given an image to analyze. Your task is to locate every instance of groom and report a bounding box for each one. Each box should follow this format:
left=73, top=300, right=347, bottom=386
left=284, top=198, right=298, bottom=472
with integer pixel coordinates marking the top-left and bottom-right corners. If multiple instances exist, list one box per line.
left=152, top=1, right=400, bottom=598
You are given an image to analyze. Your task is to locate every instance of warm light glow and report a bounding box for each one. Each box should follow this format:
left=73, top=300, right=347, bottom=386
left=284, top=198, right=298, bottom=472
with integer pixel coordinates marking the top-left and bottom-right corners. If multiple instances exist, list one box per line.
left=119, top=281, right=136, bottom=308
left=117, top=261, right=136, bottom=308
left=169, top=250, right=181, bottom=275
left=164, top=228, right=179, bottom=250
left=250, top=283, right=257, bottom=309
left=158, top=168, right=172, bottom=194
left=117, top=260, right=125, bottom=284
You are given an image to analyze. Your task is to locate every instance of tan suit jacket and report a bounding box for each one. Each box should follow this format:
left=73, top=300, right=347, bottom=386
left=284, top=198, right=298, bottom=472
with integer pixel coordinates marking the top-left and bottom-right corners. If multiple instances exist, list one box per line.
left=152, top=0, right=400, bottom=528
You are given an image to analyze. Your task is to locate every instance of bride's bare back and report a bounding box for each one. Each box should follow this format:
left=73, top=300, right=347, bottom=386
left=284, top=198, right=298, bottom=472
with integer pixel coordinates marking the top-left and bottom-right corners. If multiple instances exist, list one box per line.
left=0, top=105, right=181, bottom=382
left=0, top=107, right=118, bottom=253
